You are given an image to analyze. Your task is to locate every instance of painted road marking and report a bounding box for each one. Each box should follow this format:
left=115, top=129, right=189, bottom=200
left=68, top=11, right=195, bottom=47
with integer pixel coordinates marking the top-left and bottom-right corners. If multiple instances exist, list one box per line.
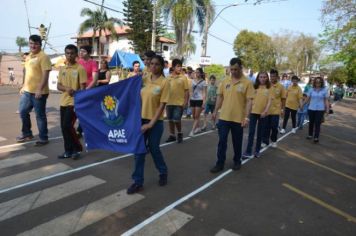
left=0, top=163, right=71, bottom=191
left=0, top=136, right=62, bottom=151
left=0, top=153, right=47, bottom=170
left=283, top=183, right=356, bottom=223
left=0, top=137, right=6, bottom=142
left=0, top=175, right=105, bottom=222
left=321, top=134, right=356, bottom=147
left=131, top=209, right=193, bottom=236
left=279, top=148, right=356, bottom=182
left=0, top=145, right=25, bottom=154
left=18, top=190, right=144, bottom=236
left=216, top=229, right=241, bottom=236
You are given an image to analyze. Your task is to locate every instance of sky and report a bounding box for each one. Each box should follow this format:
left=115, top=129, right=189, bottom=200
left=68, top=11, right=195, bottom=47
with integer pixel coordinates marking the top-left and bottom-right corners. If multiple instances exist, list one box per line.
left=0, top=0, right=324, bottom=66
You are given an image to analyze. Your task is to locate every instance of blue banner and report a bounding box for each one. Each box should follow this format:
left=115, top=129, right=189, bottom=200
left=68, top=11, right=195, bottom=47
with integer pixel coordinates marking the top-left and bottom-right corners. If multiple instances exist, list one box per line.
left=74, top=76, right=146, bottom=154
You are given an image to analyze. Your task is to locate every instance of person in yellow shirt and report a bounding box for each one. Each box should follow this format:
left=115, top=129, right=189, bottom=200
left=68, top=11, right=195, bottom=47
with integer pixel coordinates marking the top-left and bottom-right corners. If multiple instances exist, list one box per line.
left=242, top=72, right=272, bottom=159
left=165, top=59, right=189, bottom=143
left=127, top=55, right=169, bottom=194
left=126, top=60, right=141, bottom=79
left=262, top=69, right=286, bottom=148
left=280, top=75, right=303, bottom=134
left=210, top=58, right=254, bottom=173
left=57, top=44, right=87, bottom=159
left=142, top=50, right=156, bottom=78
left=17, top=35, right=52, bottom=145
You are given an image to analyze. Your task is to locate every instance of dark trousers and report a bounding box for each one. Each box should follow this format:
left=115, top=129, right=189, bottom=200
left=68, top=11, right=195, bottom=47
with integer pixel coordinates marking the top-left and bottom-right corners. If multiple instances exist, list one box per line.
left=132, top=120, right=168, bottom=185
left=308, top=110, right=324, bottom=139
left=263, top=114, right=280, bottom=144
left=60, top=106, right=82, bottom=153
left=245, top=114, right=268, bottom=155
left=216, top=119, right=243, bottom=167
left=282, top=107, right=297, bottom=129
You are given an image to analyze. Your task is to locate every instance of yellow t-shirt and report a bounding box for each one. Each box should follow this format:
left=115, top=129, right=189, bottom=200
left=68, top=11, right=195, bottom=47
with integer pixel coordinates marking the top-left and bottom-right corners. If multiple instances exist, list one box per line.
left=187, top=78, right=193, bottom=95
left=167, top=74, right=189, bottom=106
left=251, top=86, right=272, bottom=114
left=218, top=76, right=254, bottom=123
left=268, top=83, right=286, bottom=115
left=286, top=85, right=303, bottom=110
left=23, top=50, right=52, bottom=94
left=141, top=75, right=169, bottom=120
left=58, top=63, right=87, bottom=106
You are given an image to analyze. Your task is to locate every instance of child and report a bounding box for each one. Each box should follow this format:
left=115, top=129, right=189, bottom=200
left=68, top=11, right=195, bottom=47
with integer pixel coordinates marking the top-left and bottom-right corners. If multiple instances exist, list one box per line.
left=203, top=75, right=217, bottom=130
left=297, top=93, right=308, bottom=129
left=57, top=44, right=87, bottom=159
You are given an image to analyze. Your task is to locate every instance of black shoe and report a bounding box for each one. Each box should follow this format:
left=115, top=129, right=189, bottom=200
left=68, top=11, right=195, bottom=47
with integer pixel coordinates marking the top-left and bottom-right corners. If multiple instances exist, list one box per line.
left=210, top=165, right=224, bottom=173
left=177, top=133, right=183, bottom=143
left=72, top=151, right=81, bottom=160
left=58, top=152, right=72, bottom=159
left=232, top=163, right=241, bottom=171
left=16, top=135, right=34, bottom=143
left=34, top=140, right=49, bottom=146
left=159, top=174, right=168, bottom=186
left=165, top=135, right=176, bottom=143
left=306, top=136, right=312, bottom=140
left=313, top=138, right=319, bottom=143
left=127, top=183, right=143, bottom=194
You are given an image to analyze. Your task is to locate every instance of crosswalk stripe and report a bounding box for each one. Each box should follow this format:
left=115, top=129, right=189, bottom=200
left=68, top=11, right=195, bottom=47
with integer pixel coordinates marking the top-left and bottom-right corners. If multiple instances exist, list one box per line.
left=216, top=229, right=241, bottom=236
left=0, top=153, right=47, bottom=170
left=0, top=175, right=105, bottom=222
left=0, top=137, right=6, bottom=142
left=18, top=190, right=144, bottom=236
left=0, top=163, right=71, bottom=191
left=131, top=209, right=193, bottom=236
left=0, top=145, right=25, bottom=154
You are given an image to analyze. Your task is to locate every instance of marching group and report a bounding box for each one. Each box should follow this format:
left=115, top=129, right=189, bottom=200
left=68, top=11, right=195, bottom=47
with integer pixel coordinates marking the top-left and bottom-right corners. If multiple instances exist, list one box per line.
left=16, top=34, right=331, bottom=194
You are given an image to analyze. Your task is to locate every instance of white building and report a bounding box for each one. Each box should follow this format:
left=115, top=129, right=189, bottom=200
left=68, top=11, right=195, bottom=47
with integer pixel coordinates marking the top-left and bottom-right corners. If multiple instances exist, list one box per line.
left=73, top=26, right=176, bottom=60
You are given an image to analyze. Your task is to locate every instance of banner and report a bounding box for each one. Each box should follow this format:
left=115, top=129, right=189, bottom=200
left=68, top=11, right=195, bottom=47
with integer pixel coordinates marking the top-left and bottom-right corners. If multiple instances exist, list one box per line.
left=74, top=76, right=146, bottom=154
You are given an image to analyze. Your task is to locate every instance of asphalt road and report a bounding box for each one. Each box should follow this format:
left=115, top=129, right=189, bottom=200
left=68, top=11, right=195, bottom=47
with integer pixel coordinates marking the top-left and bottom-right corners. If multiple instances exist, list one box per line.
left=0, top=86, right=355, bottom=236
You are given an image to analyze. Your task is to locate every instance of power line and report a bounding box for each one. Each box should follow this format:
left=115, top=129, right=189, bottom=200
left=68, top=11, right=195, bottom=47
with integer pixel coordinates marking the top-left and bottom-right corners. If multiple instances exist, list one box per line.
left=208, top=32, right=234, bottom=46
left=217, top=15, right=240, bottom=31
left=83, top=0, right=124, bottom=14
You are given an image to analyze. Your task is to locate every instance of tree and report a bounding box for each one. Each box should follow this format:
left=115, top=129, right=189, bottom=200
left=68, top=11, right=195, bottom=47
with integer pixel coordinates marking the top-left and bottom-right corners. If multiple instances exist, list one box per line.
left=16, top=37, right=28, bottom=53
left=319, top=0, right=356, bottom=85
left=79, top=7, right=122, bottom=59
left=204, top=64, right=225, bottom=80
left=123, top=0, right=165, bottom=54
left=327, top=67, right=348, bottom=85
left=233, top=30, right=276, bottom=72
left=159, top=0, right=215, bottom=60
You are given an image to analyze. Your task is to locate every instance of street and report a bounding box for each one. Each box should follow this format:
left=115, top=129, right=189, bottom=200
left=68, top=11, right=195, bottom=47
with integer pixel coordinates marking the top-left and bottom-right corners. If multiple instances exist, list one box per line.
left=0, top=86, right=355, bottom=236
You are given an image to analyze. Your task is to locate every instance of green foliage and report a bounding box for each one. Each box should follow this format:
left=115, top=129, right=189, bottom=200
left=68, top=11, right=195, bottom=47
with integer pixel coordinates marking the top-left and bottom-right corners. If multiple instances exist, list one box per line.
left=204, top=64, right=225, bottom=80
left=327, top=67, right=348, bottom=84
left=123, top=0, right=165, bottom=55
left=16, top=36, right=28, bottom=53
left=233, top=30, right=276, bottom=72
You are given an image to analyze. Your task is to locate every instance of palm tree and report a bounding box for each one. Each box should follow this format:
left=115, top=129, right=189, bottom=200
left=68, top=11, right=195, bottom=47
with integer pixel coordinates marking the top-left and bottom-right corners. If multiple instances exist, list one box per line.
left=79, top=7, right=122, bottom=59
left=159, top=0, right=215, bottom=60
left=16, top=37, right=28, bottom=53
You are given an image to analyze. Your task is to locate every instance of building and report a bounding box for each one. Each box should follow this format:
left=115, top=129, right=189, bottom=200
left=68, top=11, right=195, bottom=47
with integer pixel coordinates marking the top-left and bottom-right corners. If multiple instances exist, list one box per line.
left=73, top=26, right=176, bottom=60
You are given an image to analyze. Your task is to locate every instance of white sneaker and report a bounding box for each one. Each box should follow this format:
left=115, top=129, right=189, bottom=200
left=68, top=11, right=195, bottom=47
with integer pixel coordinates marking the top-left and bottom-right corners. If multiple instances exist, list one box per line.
left=271, top=142, right=277, bottom=148
left=280, top=129, right=286, bottom=134
left=261, top=143, right=267, bottom=148
left=291, top=128, right=297, bottom=134
left=189, top=131, right=195, bottom=137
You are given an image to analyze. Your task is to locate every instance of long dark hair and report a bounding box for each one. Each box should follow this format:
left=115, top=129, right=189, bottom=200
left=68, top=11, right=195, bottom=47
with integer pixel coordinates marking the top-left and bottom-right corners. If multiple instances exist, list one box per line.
left=196, top=67, right=205, bottom=80
left=254, top=72, right=270, bottom=89
left=312, top=76, right=325, bottom=88
left=150, top=55, right=165, bottom=76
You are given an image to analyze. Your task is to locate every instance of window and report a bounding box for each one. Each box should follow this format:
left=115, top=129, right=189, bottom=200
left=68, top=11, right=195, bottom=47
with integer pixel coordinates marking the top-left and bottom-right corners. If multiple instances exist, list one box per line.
left=163, top=45, right=169, bottom=51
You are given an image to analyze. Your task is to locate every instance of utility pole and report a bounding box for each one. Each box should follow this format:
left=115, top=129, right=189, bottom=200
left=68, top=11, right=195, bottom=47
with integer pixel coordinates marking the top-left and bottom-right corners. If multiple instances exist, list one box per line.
left=151, top=0, right=157, bottom=51
left=201, top=9, right=209, bottom=57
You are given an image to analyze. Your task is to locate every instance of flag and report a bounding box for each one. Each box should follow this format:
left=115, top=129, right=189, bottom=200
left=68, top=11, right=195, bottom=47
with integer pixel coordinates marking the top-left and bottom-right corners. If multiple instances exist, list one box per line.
left=74, top=76, right=146, bottom=154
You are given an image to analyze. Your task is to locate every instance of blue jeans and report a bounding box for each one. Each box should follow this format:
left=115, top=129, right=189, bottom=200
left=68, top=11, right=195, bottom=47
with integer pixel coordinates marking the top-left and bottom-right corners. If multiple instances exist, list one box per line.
left=297, top=112, right=307, bottom=128
left=132, top=120, right=168, bottom=185
left=245, top=114, right=268, bottom=155
left=263, top=115, right=280, bottom=144
left=19, top=91, right=48, bottom=141
left=216, top=119, right=243, bottom=167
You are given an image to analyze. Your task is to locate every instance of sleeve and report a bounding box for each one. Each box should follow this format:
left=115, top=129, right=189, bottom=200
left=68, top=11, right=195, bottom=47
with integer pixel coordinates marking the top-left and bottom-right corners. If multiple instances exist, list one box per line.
left=183, top=76, right=189, bottom=90
left=246, top=81, right=255, bottom=99
left=298, top=87, right=303, bottom=99
left=160, top=80, right=170, bottom=103
left=79, top=67, right=88, bottom=84
left=57, top=68, right=63, bottom=84
left=217, top=81, right=224, bottom=95
left=41, top=55, right=52, bottom=71
left=92, top=60, right=98, bottom=72
left=281, top=86, right=287, bottom=99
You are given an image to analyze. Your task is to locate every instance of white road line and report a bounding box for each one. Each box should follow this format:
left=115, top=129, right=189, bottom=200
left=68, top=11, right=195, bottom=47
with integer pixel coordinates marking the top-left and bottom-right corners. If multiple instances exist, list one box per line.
left=0, top=163, right=71, bottom=191
left=0, top=136, right=63, bottom=151
left=0, top=145, right=26, bottom=154
left=0, top=175, right=105, bottom=222
left=0, top=153, right=47, bottom=170
left=18, top=190, right=144, bottom=236
left=216, top=229, right=241, bottom=236
left=131, top=209, right=193, bottom=236
left=0, top=137, right=7, bottom=142
left=0, top=130, right=214, bottom=195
